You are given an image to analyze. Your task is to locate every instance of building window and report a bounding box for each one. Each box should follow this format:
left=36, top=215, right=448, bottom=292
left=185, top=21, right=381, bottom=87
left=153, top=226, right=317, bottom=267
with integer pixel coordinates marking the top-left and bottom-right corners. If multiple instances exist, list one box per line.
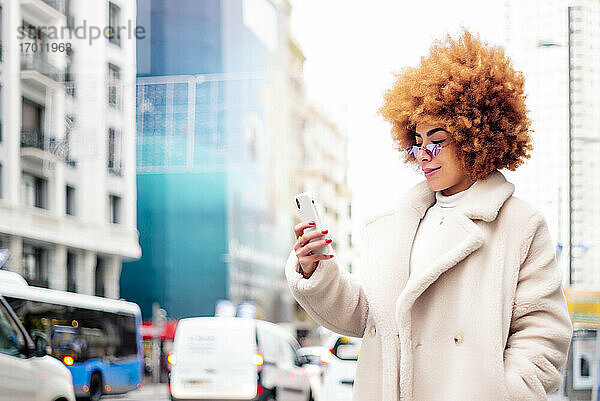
left=65, top=48, right=75, bottom=97
left=22, top=244, right=48, bottom=288
left=66, top=251, right=77, bottom=292
left=108, top=128, right=122, bottom=174
left=108, top=63, right=121, bottom=109
left=66, top=185, right=75, bottom=215
left=108, top=2, right=121, bottom=46
left=109, top=194, right=121, bottom=224
left=21, top=98, right=44, bottom=149
left=22, top=173, right=47, bottom=209
left=95, top=257, right=105, bottom=297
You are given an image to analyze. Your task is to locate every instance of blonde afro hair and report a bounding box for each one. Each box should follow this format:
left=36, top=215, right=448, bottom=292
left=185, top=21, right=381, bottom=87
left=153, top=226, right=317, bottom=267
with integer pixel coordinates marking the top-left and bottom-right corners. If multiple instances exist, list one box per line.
left=378, top=28, right=533, bottom=180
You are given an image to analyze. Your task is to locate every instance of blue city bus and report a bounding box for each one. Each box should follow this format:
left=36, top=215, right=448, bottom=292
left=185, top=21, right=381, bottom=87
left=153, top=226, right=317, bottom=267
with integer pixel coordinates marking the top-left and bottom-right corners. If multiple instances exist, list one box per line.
left=0, top=270, right=143, bottom=401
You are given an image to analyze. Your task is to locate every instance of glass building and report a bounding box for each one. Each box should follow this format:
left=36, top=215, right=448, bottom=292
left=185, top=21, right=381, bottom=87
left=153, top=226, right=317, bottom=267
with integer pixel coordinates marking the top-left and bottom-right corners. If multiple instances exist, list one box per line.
left=121, top=0, right=293, bottom=321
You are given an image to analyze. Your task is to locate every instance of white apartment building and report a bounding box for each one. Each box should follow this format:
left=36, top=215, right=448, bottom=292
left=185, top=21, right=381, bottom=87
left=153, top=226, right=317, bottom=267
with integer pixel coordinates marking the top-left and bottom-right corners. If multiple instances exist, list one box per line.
left=0, top=0, right=140, bottom=298
left=503, top=0, right=600, bottom=287
left=285, top=35, right=356, bottom=331
left=286, top=37, right=355, bottom=277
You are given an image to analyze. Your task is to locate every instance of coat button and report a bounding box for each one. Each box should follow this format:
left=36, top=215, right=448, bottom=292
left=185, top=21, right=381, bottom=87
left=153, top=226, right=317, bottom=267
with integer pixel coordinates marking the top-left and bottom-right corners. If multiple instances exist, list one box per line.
left=453, top=331, right=464, bottom=346
left=368, top=325, right=376, bottom=338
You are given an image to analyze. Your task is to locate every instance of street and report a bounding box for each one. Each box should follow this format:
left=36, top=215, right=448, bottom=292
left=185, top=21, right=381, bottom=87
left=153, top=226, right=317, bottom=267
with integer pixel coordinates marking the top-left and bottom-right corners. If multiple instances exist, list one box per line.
left=103, top=384, right=169, bottom=401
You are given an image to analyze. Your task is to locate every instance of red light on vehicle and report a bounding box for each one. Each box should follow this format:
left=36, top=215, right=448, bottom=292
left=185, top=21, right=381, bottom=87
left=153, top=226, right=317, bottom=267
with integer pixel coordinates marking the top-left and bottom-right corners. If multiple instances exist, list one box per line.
left=167, top=353, right=176, bottom=365
left=252, top=354, right=264, bottom=366
left=62, top=356, right=74, bottom=366
left=82, top=385, right=89, bottom=392
left=104, top=384, right=112, bottom=392
left=257, top=384, right=263, bottom=395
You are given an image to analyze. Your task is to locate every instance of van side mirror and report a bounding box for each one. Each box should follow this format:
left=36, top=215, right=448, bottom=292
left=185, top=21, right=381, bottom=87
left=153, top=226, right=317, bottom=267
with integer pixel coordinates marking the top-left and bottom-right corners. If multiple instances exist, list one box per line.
left=331, top=337, right=360, bottom=361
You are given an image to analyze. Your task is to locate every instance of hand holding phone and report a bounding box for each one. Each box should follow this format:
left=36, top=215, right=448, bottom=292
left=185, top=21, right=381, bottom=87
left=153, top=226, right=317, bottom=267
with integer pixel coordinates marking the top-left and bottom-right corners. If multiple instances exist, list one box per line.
left=293, top=193, right=335, bottom=278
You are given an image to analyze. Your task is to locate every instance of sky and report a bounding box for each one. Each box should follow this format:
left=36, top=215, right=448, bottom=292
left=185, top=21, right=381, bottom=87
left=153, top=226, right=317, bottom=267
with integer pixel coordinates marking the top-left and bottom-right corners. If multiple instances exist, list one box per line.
left=288, top=0, right=506, bottom=230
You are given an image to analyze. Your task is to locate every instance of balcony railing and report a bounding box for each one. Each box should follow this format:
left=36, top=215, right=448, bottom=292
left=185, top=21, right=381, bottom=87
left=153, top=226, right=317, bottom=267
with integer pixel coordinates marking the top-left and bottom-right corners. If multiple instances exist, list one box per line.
left=108, top=159, right=123, bottom=175
left=41, top=0, right=65, bottom=14
left=21, top=129, right=77, bottom=166
left=21, top=128, right=44, bottom=150
left=65, top=81, right=76, bottom=97
left=20, top=52, right=63, bottom=82
left=108, top=83, right=122, bottom=109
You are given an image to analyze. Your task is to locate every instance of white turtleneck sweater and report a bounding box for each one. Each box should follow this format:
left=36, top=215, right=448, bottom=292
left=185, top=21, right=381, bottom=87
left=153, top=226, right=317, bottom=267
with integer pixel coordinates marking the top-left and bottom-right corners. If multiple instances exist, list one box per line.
left=408, top=185, right=475, bottom=281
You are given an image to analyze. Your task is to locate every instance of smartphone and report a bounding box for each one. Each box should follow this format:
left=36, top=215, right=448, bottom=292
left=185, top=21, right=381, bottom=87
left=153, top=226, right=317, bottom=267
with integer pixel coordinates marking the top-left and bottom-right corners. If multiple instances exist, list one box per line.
left=294, top=192, right=334, bottom=255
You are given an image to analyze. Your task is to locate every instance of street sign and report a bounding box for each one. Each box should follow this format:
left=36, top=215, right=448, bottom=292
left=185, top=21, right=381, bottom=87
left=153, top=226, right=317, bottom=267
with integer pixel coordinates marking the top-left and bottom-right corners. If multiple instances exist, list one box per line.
left=565, top=289, right=600, bottom=325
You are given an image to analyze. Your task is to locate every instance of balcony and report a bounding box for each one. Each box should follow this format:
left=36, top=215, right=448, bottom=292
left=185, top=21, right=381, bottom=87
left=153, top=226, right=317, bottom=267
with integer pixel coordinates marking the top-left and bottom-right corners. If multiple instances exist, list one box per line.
left=21, top=128, right=44, bottom=149
left=108, top=159, right=123, bottom=175
left=21, top=129, right=77, bottom=166
left=21, top=0, right=65, bottom=24
left=21, top=53, right=63, bottom=89
left=65, top=81, right=76, bottom=97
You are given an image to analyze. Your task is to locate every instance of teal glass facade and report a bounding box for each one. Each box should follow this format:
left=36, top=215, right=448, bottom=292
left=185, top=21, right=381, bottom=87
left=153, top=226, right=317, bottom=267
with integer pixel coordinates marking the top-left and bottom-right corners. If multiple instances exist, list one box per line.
left=122, top=0, right=293, bottom=321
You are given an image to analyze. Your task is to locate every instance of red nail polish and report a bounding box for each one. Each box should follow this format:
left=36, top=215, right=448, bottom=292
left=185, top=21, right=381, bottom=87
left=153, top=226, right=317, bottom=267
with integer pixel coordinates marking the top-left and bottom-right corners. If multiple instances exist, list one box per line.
left=325, top=239, right=332, bottom=243
left=321, top=229, right=328, bottom=234
left=329, top=254, right=334, bottom=258
left=309, top=221, right=316, bottom=225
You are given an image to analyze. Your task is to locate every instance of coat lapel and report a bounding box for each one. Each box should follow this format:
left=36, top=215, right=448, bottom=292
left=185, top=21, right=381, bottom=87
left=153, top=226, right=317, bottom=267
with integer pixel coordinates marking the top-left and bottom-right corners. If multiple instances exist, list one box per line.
left=395, top=212, right=484, bottom=316
left=394, top=169, right=515, bottom=315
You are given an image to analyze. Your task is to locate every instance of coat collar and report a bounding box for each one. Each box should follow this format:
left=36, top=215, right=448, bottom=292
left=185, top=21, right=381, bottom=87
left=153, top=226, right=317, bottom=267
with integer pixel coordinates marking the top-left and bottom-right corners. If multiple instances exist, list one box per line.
left=403, top=169, right=515, bottom=222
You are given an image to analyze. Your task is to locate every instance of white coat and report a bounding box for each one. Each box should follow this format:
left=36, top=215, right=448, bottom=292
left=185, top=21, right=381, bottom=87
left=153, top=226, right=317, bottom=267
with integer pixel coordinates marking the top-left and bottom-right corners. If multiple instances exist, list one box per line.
left=285, top=170, right=573, bottom=400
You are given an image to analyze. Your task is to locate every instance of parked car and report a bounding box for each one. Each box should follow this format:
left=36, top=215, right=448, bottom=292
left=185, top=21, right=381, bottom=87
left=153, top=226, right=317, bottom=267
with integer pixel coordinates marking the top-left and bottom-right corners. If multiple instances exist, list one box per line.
left=297, top=346, right=331, bottom=370
left=169, top=317, right=314, bottom=401
left=297, top=346, right=331, bottom=401
left=320, top=335, right=361, bottom=401
left=0, top=295, right=75, bottom=401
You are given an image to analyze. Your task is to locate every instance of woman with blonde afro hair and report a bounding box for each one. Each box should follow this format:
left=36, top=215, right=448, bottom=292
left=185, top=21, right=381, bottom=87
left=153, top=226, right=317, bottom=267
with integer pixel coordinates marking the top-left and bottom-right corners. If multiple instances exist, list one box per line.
left=379, top=28, right=533, bottom=182
left=287, top=28, right=572, bottom=400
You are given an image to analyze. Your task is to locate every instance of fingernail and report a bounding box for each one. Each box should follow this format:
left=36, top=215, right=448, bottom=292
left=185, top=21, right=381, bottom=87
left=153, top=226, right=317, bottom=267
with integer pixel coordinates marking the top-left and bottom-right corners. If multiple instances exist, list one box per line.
left=325, top=238, right=332, bottom=243
left=321, top=229, right=328, bottom=234
left=329, top=254, right=334, bottom=258
left=309, top=221, right=316, bottom=225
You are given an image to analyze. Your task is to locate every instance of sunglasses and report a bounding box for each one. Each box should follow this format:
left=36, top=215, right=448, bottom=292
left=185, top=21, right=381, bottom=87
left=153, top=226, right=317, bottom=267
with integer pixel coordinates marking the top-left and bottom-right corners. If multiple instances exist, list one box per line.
left=406, top=143, right=443, bottom=159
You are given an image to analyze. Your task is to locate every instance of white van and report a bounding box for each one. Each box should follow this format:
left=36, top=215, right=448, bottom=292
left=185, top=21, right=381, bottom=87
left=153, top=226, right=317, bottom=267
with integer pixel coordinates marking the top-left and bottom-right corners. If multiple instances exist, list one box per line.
left=169, top=317, right=313, bottom=401
left=0, top=295, right=75, bottom=401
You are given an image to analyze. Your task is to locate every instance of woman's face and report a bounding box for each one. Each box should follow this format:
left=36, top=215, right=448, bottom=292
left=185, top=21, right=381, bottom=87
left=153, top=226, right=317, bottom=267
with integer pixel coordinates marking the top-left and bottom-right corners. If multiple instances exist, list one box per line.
left=414, top=123, right=475, bottom=196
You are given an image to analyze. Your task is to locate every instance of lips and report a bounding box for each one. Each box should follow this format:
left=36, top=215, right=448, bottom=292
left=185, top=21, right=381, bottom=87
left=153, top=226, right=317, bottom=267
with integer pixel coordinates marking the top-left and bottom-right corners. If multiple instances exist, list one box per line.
left=423, top=167, right=441, bottom=173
